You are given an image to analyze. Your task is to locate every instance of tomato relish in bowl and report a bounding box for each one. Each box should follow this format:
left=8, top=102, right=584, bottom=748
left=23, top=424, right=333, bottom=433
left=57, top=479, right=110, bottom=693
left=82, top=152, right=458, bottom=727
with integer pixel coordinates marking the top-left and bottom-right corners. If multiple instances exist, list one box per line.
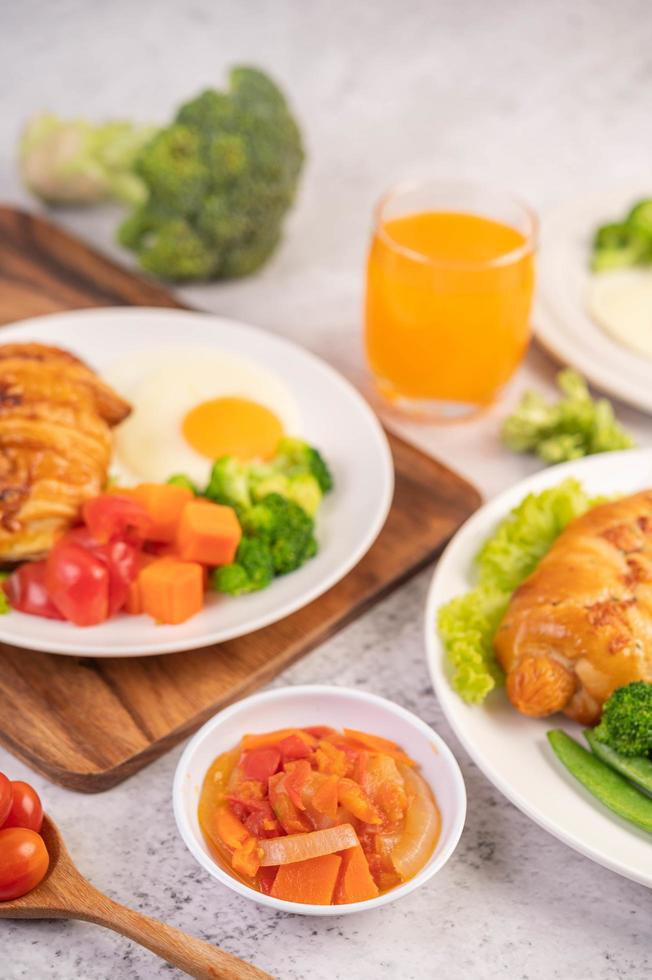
left=198, top=726, right=440, bottom=906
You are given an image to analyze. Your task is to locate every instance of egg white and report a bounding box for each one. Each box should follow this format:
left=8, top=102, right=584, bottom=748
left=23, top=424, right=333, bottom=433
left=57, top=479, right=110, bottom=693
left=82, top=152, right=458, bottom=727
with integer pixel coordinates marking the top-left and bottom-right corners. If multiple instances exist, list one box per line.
left=588, top=268, right=652, bottom=361
left=105, top=348, right=301, bottom=485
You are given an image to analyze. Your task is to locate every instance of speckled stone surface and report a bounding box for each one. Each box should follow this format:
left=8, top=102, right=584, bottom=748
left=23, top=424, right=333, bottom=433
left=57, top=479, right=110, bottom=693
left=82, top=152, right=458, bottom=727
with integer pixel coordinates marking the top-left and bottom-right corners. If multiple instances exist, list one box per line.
left=2, top=1, right=652, bottom=977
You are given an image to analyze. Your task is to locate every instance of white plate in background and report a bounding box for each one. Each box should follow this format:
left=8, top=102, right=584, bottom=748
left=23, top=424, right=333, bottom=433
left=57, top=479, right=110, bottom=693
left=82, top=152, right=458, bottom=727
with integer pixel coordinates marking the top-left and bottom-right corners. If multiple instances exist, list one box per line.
left=536, top=184, right=652, bottom=414
left=425, top=449, right=652, bottom=888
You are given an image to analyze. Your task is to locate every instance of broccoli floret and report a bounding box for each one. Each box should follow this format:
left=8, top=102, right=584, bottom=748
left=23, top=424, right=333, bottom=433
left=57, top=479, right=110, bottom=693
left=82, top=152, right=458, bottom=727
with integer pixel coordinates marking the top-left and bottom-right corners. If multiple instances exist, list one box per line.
left=286, top=474, right=322, bottom=517
left=242, top=493, right=317, bottom=574
left=594, top=682, right=652, bottom=757
left=166, top=473, right=199, bottom=495
left=118, top=66, right=304, bottom=281
left=212, top=537, right=274, bottom=595
left=273, top=437, right=333, bottom=493
left=205, top=457, right=252, bottom=514
left=626, top=199, right=652, bottom=240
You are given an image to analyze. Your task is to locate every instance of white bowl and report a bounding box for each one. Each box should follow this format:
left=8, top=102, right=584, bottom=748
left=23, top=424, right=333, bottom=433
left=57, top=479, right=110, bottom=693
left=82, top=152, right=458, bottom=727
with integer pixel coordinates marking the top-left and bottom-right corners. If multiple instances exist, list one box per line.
left=173, top=684, right=466, bottom=915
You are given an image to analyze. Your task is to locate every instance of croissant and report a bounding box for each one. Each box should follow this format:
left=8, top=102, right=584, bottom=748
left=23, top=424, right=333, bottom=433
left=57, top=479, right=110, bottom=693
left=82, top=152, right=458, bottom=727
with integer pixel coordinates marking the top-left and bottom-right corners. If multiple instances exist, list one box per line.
left=0, top=342, right=131, bottom=562
left=494, top=490, right=652, bottom=725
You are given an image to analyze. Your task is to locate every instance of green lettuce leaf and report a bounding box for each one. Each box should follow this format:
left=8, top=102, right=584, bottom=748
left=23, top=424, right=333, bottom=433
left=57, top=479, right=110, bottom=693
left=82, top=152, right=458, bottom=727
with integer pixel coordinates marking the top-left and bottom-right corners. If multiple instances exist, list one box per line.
left=437, top=478, right=601, bottom=704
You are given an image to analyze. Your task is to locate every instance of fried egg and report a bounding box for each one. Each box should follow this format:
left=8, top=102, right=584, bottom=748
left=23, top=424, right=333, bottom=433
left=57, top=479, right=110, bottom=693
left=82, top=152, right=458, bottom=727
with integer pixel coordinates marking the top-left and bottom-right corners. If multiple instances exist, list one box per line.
left=107, top=348, right=301, bottom=484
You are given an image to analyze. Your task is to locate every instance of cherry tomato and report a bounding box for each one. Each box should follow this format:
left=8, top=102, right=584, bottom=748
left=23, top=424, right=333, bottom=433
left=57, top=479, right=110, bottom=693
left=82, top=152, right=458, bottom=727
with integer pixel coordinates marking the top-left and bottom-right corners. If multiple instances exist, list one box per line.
left=2, top=562, right=64, bottom=620
left=0, top=827, right=49, bottom=900
left=0, top=773, right=11, bottom=827
left=46, top=540, right=109, bottom=626
left=82, top=495, right=151, bottom=545
left=3, top=781, right=43, bottom=833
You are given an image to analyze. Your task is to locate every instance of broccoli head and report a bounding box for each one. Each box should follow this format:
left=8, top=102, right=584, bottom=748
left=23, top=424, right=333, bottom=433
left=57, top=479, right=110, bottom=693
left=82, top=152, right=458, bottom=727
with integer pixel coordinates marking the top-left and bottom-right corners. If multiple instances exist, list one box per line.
left=242, top=492, right=317, bottom=575
left=594, top=681, right=652, bottom=756
left=118, top=66, right=304, bottom=281
left=273, top=437, right=333, bottom=493
left=205, top=457, right=252, bottom=514
left=212, top=537, right=274, bottom=595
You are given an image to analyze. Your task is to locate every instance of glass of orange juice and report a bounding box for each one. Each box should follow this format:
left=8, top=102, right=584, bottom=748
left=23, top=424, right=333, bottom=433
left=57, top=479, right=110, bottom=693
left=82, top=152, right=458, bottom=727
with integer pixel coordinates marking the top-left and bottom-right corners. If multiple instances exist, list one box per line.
left=364, top=179, right=537, bottom=420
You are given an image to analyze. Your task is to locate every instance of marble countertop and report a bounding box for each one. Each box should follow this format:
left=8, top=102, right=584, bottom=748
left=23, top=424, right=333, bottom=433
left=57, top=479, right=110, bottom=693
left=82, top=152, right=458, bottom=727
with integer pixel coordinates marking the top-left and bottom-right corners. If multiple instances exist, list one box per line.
left=1, top=1, right=651, bottom=977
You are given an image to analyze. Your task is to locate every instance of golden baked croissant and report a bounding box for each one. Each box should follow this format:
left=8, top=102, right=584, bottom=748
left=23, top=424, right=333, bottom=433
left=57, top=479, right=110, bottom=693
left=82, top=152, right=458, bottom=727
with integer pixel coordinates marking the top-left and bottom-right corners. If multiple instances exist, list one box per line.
left=494, top=490, right=652, bottom=725
left=0, top=342, right=130, bottom=561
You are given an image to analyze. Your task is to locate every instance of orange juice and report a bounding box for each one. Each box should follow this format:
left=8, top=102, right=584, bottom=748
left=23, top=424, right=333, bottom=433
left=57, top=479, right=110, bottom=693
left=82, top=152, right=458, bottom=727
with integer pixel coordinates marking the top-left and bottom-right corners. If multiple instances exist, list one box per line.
left=365, top=210, right=535, bottom=411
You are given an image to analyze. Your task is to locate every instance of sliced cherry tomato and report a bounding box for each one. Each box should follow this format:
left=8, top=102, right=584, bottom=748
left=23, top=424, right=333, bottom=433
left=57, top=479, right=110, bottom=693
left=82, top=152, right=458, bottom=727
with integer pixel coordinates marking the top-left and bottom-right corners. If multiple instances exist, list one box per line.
left=241, top=748, right=281, bottom=782
left=0, top=827, right=49, bottom=900
left=3, top=781, right=43, bottom=832
left=82, top=495, right=151, bottom=544
left=0, top=773, right=11, bottom=827
left=2, top=562, right=64, bottom=620
left=46, top=541, right=109, bottom=626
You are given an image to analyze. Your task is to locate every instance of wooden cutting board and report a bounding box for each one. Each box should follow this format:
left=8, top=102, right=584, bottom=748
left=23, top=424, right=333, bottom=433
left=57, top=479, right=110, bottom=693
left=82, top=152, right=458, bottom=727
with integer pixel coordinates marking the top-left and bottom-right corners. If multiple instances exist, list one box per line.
left=0, top=207, right=481, bottom=792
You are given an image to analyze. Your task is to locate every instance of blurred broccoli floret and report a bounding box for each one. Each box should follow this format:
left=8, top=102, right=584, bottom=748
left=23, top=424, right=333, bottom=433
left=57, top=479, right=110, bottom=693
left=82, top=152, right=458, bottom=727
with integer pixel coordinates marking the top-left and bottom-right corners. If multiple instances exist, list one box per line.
left=273, top=436, right=333, bottom=493
left=591, top=199, right=652, bottom=272
left=205, top=457, right=252, bottom=514
left=118, top=66, right=304, bottom=281
left=212, top=537, right=274, bottom=595
left=502, top=369, right=634, bottom=464
left=166, top=473, right=199, bottom=495
left=594, top=682, right=652, bottom=757
left=242, top=493, right=316, bottom=575
left=249, top=469, right=323, bottom=517
left=20, top=114, right=154, bottom=205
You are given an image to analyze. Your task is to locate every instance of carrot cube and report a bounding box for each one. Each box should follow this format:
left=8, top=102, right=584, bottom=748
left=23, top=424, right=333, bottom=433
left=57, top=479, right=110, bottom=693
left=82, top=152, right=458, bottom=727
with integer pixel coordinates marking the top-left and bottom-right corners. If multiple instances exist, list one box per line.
left=130, top=483, right=194, bottom=543
left=270, top=853, right=342, bottom=905
left=176, top=500, right=241, bottom=566
left=139, top=557, right=204, bottom=624
left=125, top=552, right=158, bottom=615
left=334, top=845, right=379, bottom=904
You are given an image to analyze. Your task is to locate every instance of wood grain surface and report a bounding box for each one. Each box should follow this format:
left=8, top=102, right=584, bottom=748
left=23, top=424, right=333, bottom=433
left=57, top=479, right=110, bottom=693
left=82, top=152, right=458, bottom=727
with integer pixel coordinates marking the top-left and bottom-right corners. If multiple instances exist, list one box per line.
left=0, top=206, right=481, bottom=792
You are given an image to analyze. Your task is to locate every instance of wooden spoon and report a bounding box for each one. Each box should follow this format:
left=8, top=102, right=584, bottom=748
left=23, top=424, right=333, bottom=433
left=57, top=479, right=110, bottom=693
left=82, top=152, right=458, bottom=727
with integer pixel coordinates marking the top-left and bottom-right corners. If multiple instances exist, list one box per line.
left=0, top=816, right=273, bottom=980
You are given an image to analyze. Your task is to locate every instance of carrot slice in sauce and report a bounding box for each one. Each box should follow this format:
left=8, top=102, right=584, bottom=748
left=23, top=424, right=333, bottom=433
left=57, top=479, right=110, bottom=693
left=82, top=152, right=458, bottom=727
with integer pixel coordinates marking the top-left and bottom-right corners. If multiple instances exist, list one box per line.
left=270, top=854, right=343, bottom=905
left=334, top=844, right=379, bottom=904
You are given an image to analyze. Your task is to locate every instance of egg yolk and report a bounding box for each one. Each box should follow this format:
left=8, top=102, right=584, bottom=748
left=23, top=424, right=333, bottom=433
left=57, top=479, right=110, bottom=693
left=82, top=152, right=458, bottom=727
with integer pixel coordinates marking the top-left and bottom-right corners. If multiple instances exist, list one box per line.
left=182, top=397, right=283, bottom=461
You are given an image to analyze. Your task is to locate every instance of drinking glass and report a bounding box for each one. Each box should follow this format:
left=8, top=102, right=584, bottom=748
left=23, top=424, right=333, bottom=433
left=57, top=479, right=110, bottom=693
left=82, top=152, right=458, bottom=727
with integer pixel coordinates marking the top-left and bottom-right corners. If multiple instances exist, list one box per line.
left=364, top=179, right=537, bottom=420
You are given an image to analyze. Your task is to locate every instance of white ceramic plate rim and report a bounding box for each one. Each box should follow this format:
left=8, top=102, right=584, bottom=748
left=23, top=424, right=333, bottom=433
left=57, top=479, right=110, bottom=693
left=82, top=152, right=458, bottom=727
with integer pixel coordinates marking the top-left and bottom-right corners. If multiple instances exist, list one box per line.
left=0, top=308, right=393, bottom=656
left=535, top=182, right=652, bottom=415
left=173, top=684, right=467, bottom=915
left=425, top=449, right=652, bottom=889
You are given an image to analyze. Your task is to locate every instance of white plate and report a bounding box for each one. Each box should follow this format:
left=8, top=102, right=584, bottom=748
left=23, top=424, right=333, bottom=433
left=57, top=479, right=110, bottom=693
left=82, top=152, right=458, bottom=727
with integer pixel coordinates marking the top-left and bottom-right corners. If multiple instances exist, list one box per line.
left=536, top=183, right=652, bottom=414
left=0, top=308, right=393, bottom=657
left=425, top=449, right=652, bottom=888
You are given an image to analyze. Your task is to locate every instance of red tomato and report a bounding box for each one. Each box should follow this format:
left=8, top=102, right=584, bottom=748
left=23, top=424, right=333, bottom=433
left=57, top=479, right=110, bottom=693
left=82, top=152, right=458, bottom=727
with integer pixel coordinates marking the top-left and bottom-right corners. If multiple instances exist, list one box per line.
left=65, top=528, right=139, bottom=614
left=278, top=734, right=312, bottom=762
left=3, top=781, right=43, bottom=833
left=2, top=562, right=64, bottom=620
left=0, top=827, right=49, bottom=900
left=82, top=495, right=151, bottom=544
left=241, top=748, right=281, bottom=781
left=46, top=541, right=109, bottom=626
left=0, top=773, right=11, bottom=827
